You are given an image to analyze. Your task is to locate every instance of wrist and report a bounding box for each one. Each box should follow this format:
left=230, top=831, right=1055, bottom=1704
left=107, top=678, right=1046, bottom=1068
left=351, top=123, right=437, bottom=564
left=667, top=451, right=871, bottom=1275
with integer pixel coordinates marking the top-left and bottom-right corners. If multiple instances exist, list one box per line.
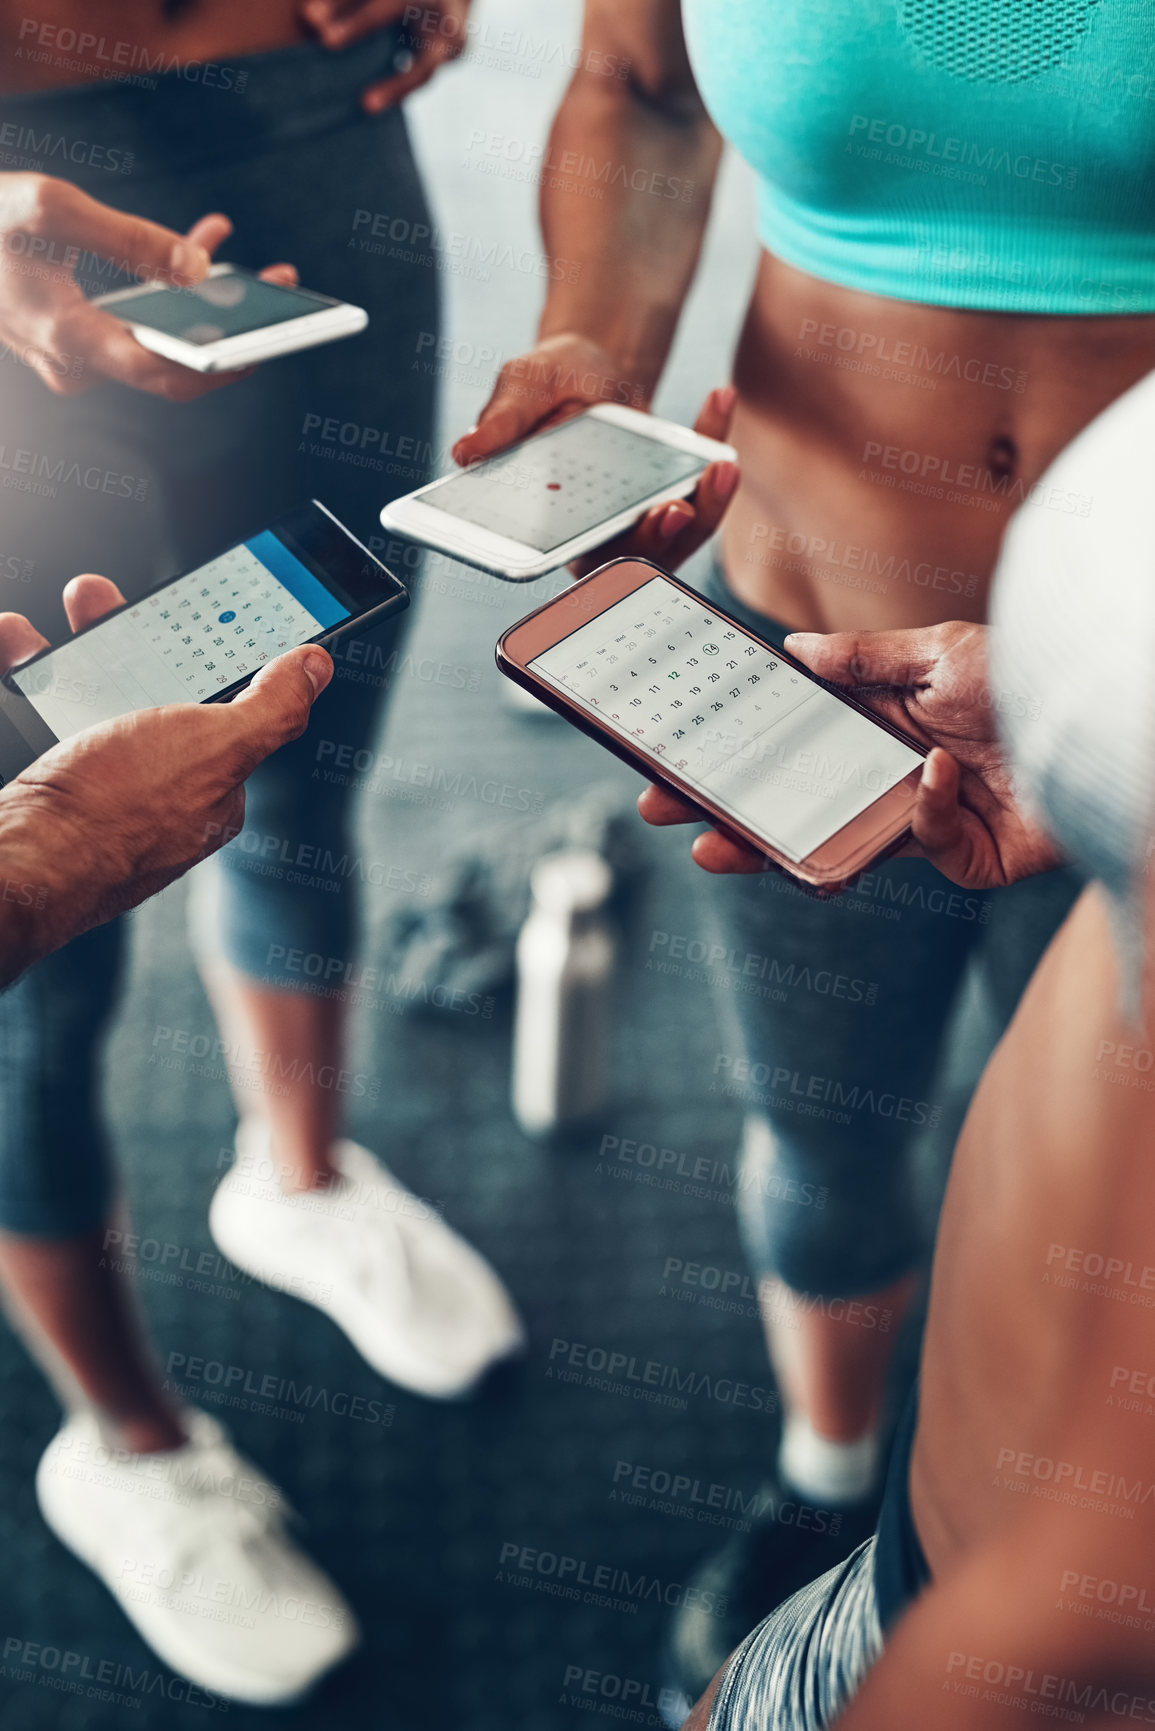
left=0, top=787, right=92, bottom=981
left=533, top=313, right=664, bottom=408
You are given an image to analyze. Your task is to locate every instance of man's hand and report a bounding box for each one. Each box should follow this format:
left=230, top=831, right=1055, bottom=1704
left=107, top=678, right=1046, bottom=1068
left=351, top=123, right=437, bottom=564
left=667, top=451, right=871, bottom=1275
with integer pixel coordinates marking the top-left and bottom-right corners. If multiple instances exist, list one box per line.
left=638, top=621, right=1065, bottom=889
left=455, top=335, right=739, bottom=578
left=0, top=576, right=332, bottom=981
left=0, top=177, right=298, bottom=399
left=299, top=0, right=471, bottom=112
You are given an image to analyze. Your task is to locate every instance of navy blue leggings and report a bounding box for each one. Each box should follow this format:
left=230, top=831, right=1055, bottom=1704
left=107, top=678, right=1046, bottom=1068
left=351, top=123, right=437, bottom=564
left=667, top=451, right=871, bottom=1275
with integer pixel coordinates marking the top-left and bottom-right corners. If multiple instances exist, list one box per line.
left=0, top=34, right=438, bottom=1234
left=696, top=566, right=1082, bottom=1296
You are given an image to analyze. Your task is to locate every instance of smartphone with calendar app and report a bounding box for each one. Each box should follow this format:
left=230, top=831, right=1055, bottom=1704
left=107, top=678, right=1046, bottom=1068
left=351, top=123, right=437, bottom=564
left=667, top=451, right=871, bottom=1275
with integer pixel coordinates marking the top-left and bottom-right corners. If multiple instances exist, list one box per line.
left=0, top=501, right=406, bottom=782
left=380, top=403, right=736, bottom=581
left=497, top=560, right=927, bottom=889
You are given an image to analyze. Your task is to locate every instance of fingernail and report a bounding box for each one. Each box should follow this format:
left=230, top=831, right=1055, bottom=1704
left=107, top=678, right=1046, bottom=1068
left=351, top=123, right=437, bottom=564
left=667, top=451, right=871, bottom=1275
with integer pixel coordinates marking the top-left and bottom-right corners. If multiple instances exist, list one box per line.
left=302, top=651, right=331, bottom=696
left=170, top=240, right=208, bottom=283
left=716, top=384, right=737, bottom=414
left=660, top=504, right=691, bottom=539
left=713, top=461, right=738, bottom=501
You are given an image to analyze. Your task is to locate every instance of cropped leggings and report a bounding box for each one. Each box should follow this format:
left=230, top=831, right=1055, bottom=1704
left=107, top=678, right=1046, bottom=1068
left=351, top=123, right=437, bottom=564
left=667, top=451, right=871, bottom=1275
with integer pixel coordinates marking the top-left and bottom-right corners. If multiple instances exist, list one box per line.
left=0, top=34, right=438, bottom=1235
left=696, top=565, right=1083, bottom=1296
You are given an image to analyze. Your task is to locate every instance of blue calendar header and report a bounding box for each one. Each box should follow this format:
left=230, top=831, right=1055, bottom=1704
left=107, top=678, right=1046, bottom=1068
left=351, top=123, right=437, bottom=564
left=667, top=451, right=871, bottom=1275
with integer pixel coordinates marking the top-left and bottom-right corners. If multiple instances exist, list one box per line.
left=245, top=530, right=350, bottom=629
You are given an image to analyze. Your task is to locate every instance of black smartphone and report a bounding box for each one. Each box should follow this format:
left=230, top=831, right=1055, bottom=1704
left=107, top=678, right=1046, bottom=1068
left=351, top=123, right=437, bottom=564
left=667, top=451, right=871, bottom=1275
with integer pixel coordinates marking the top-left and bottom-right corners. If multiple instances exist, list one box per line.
left=0, top=500, right=407, bottom=784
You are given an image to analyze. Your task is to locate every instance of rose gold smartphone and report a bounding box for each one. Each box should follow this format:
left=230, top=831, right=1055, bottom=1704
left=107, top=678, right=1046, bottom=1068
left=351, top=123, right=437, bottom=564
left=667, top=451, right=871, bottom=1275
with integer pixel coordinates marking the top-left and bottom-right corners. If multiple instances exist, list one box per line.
left=496, top=559, right=926, bottom=890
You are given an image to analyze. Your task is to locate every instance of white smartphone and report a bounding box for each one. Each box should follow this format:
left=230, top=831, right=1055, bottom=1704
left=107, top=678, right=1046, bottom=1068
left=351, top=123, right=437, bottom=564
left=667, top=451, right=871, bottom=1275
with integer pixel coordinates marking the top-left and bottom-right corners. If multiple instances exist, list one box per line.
left=94, top=264, right=368, bottom=373
left=379, top=403, right=737, bottom=581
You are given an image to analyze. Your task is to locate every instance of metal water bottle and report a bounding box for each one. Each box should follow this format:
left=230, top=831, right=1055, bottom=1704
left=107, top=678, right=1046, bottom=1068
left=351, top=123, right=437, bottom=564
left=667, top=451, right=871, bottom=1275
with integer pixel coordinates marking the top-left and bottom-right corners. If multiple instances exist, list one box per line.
left=512, top=849, right=615, bottom=1137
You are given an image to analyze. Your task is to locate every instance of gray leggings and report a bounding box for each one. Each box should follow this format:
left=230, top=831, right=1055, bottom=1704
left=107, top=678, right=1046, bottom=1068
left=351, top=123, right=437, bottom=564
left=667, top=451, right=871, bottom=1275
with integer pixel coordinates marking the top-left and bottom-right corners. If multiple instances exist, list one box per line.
left=696, top=565, right=1083, bottom=1295
left=708, top=1539, right=883, bottom=1731
left=0, top=34, right=437, bottom=1235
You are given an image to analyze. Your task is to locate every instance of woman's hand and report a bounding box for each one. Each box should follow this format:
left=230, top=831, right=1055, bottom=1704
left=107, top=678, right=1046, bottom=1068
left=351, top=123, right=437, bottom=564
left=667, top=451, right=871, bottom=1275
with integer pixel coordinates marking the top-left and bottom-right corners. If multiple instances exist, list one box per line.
left=299, top=0, right=471, bottom=112
left=0, top=176, right=298, bottom=399
left=638, top=621, right=1065, bottom=890
left=455, top=331, right=739, bottom=578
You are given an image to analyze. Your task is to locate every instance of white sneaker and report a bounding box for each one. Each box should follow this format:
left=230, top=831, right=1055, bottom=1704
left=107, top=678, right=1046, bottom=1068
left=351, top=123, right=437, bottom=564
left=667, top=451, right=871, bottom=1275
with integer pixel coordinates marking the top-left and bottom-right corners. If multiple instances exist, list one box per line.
left=209, top=1124, right=526, bottom=1399
left=36, top=1408, right=358, bottom=1706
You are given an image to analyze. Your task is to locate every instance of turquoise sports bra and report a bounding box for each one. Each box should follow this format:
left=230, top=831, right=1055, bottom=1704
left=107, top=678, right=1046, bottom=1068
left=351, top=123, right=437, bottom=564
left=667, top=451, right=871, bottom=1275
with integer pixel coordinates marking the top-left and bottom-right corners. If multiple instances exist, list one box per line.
left=681, top=0, right=1155, bottom=313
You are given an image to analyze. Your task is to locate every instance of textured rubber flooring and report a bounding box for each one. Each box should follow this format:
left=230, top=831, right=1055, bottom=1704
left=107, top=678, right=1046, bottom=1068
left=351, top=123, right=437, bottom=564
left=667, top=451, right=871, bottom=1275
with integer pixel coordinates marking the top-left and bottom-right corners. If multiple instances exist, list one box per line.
left=0, top=6, right=986, bottom=1725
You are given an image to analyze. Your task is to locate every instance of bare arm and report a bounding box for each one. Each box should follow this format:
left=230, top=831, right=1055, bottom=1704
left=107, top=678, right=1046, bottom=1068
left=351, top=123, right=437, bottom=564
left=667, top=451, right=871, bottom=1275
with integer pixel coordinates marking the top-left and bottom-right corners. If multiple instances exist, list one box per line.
left=537, top=0, right=723, bottom=388
left=455, top=0, right=724, bottom=462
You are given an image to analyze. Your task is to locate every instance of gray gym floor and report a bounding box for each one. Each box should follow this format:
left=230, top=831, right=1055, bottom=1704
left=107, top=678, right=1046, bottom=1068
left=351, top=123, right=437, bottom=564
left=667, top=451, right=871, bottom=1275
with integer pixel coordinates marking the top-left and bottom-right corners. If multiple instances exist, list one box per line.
left=0, top=7, right=981, bottom=1725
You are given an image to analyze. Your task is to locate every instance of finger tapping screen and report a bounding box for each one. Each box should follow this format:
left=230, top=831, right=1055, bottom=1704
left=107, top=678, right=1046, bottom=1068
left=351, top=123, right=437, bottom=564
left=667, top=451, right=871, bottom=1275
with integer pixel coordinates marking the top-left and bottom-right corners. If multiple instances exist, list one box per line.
left=530, top=576, right=923, bottom=863
left=113, top=275, right=333, bottom=344
left=12, top=532, right=349, bottom=742
left=422, top=417, right=705, bottom=553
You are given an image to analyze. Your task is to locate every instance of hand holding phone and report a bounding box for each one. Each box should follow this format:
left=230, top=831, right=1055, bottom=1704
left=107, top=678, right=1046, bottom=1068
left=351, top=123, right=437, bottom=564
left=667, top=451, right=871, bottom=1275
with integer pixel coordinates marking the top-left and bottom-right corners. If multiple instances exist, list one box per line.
left=0, top=573, right=331, bottom=984
left=640, top=620, right=1065, bottom=891
left=452, top=358, right=739, bottom=578
left=0, top=178, right=299, bottom=400
left=498, top=560, right=927, bottom=889
left=0, top=501, right=405, bottom=783
left=96, top=263, right=367, bottom=374
left=383, top=399, right=737, bottom=581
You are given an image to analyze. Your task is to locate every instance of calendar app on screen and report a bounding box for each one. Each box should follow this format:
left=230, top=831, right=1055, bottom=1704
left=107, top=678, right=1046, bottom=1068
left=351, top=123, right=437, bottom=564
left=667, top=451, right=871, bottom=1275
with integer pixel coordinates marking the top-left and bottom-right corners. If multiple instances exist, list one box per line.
left=13, top=531, right=349, bottom=742
left=419, top=417, right=705, bottom=555
left=530, top=576, right=922, bottom=863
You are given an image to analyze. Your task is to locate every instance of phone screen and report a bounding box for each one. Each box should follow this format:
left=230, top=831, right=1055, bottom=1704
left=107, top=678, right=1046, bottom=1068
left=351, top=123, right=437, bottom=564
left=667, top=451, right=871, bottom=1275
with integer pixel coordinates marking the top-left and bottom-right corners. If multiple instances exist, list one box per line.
left=11, top=531, right=350, bottom=742
left=111, top=274, right=334, bottom=346
left=420, top=416, right=706, bottom=554
left=529, top=575, right=923, bottom=863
